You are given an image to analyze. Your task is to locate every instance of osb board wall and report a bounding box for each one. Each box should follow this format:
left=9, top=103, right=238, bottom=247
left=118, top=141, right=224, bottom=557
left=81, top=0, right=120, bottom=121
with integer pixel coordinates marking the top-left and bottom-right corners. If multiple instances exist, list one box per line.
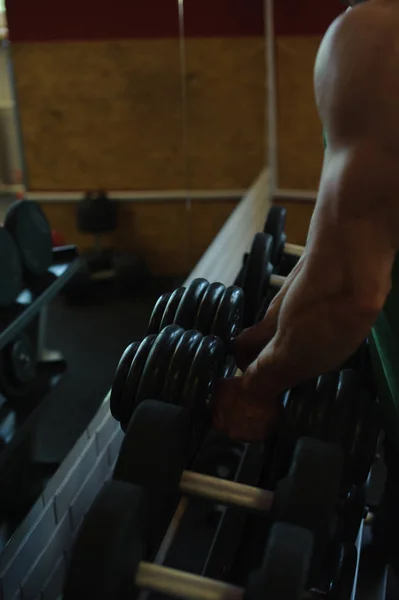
left=40, top=195, right=314, bottom=277
left=12, top=37, right=266, bottom=191
left=40, top=199, right=238, bottom=277
left=274, top=199, right=314, bottom=245
left=275, top=36, right=323, bottom=191
left=274, top=0, right=343, bottom=191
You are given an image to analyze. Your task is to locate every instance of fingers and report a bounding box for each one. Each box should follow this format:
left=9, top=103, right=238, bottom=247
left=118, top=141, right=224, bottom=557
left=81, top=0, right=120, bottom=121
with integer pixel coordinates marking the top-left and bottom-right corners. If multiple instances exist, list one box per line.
left=211, top=377, right=283, bottom=442
left=232, top=324, right=273, bottom=371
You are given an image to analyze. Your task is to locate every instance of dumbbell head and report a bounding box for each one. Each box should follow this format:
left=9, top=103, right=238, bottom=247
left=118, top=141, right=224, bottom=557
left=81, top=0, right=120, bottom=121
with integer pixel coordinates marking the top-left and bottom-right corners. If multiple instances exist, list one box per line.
left=273, top=437, right=343, bottom=574
left=63, top=479, right=148, bottom=600
left=4, top=199, right=53, bottom=278
left=0, top=331, right=37, bottom=400
left=113, top=400, right=192, bottom=551
left=110, top=326, right=225, bottom=431
left=148, top=279, right=244, bottom=345
left=240, top=233, right=274, bottom=327
left=64, top=478, right=313, bottom=600
left=0, top=228, right=22, bottom=308
left=264, top=205, right=287, bottom=266
left=247, top=522, right=313, bottom=600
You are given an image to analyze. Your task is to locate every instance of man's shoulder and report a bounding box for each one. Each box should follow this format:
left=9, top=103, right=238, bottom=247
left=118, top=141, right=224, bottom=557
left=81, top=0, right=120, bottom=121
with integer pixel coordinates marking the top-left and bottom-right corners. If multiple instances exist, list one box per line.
left=326, top=2, right=397, bottom=61
left=316, top=2, right=399, bottom=130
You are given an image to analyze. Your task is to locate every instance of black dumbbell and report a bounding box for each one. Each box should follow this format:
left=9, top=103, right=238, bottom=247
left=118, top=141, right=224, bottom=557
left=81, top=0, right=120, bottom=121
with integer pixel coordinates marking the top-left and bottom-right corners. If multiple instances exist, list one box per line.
left=110, top=325, right=227, bottom=432
left=148, top=278, right=244, bottom=347
left=0, top=331, right=37, bottom=401
left=4, top=199, right=53, bottom=282
left=264, top=205, right=304, bottom=272
left=64, top=477, right=313, bottom=600
left=64, top=400, right=343, bottom=599
left=234, top=233, right=288, bottom=328
left=113, top=401, right=342, bottom=559
left=271, top=370, right=380, bottom=490
left=0, top=227, right=23, bottom=309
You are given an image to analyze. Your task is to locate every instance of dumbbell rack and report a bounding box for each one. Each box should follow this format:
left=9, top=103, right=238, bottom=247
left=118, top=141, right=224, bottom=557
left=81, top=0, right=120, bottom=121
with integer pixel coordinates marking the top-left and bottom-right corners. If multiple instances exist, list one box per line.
left=0, top=246, right=81, bottom=541
left=0, top=173, right=389, bottom=600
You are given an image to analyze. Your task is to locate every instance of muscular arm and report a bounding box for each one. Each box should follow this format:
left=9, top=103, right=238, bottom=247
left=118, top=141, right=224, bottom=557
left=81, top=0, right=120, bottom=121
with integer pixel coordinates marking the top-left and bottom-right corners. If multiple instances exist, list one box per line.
left=242, top=8, right=399, bottom=396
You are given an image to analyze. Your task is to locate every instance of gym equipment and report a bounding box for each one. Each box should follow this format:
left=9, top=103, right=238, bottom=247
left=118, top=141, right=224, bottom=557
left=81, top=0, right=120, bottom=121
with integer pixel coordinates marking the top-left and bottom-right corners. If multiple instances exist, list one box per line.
left=113, top=400, right=343, bottom=559
left=0, top=331, right=37, bottom=400
left=264, top=206, right=304, bottom=267
left=4, top=200, right=53, bottom=278
left=0, top=228, right=22, bottom=307
left=328, top=543, right=357, bottom=600
left=148, top=278, right=244, bottom=346
left=63, top=477, right=314, bottom=600
left=237, top=233, right=286, bottom=327
left=77, top=191, right=117, bottom=234
left=279, top=370, right=380, bottom=488
left=110, top=325, right=226, bottom=431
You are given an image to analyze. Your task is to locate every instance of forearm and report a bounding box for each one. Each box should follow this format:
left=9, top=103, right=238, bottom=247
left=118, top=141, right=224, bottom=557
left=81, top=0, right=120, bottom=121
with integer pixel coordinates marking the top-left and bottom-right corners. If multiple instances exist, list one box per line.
left=243, top=269, right=380, bottom=396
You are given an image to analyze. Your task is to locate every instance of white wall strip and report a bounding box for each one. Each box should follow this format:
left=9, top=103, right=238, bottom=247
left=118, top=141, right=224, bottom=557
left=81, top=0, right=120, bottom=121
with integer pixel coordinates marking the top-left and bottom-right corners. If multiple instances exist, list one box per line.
left=273, top=188, right=318, bottom=203
left=22, top=189, right=247, bottom=203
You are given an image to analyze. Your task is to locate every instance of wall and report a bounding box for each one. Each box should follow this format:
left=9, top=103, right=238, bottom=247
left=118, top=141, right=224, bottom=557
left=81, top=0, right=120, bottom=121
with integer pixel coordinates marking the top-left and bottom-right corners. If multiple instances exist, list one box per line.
left=274, top=0, right=343, bottom=190
left=6, top=0, right=266, bottom=192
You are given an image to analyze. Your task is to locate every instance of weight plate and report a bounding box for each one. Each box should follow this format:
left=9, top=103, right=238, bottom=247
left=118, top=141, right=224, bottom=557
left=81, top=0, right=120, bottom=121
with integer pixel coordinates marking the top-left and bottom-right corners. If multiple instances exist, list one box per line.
left=0, top=332, right=37, bottom=400
left=174, top=278, right=209, bottom=330
left=110, top=342, right=140, bottom=421
left=313, top=372, right=341, bottom=440
left=148, top=292, right=172, bottom=334
left=9, top=333, right=36, bottom=383
left=63, top=480, right=147, bottom=600
left=264, top=205, right=287, bottom=265
left=332, top=371, right=363, bottom=486
left=183, top=334, right=225, bottom=421
left=274, top=438, right=343, bottom=557
left=211, top=285, right=244, bottom=343
left=241, top=233, right=271, bottom=327
left=0, top=228, right=22, bottom=307
left=195, top=282, right=225, bottom=336
left=160, top=287, right=185, bottom=330
left=247, top=522, right=313, bottom=600
left=4, top=200, right=52, bottom=277
left=349, top=381, right=380, bottom=486
left=113, top=400, right=191, bottom=550
left=234, top=253, right=248, bottom=288
left=135, top=325, right=185, bottom=406
left=163, top=329, right=203, bottom=405
left=328, top=543, right=357, bottom=600
left=119, top=334, right=158, bottom=431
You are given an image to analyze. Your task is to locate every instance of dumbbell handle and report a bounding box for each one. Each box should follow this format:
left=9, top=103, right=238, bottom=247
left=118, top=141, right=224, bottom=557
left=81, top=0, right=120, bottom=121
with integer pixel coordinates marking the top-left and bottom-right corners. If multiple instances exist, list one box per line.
left=180, top=471, right=274, bottom=512
left=284, top=242, right=304, bottom=258
left=136, top=562, right=317, bottom=600
left=269, top=273, right=286, bottom=289
left=137, top=562, right=243, bottom=600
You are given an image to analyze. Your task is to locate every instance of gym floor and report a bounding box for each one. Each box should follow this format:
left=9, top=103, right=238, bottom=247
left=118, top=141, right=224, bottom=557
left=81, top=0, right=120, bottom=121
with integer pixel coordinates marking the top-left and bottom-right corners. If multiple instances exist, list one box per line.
left=33, top=277, right=178, bottom=462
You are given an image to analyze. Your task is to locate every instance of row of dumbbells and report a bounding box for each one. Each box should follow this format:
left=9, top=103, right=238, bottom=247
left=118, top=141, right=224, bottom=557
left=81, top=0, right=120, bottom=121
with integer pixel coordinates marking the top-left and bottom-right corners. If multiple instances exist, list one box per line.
left=65, top=395, right=358, bottom=600
left=64, top=204, right=379, bottom=599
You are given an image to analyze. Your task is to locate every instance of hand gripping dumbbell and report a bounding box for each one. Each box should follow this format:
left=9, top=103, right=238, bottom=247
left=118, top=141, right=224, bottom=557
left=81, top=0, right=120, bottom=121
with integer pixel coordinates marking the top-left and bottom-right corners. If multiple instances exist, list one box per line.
left=63, top=478, right=314, bottom=600
left=64, top=400, right=344, bottom=600
left=148, top=278, right=244, bottom=346
left=264, top=206, right=304, bottom=274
